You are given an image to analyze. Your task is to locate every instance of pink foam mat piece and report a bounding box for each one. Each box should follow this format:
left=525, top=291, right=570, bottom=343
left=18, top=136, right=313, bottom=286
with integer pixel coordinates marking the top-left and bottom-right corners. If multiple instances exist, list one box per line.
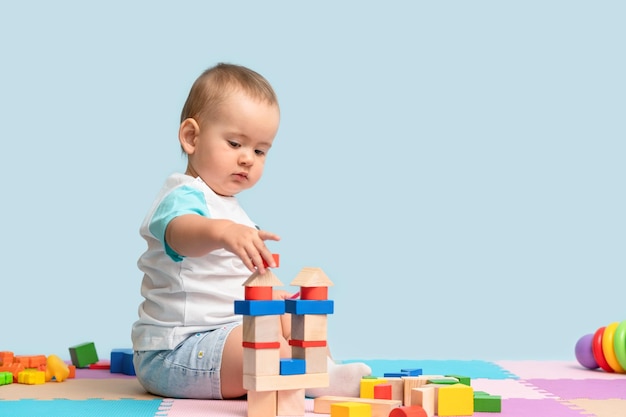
left=471, top=378, right=552, bottom=399
left=156, top=398, right=317, bottom=417
left=496, top=360, right=626, bottom=380
left=527, top=378, right=626, bottom=401
left=487, top=398, right=593, bottom=417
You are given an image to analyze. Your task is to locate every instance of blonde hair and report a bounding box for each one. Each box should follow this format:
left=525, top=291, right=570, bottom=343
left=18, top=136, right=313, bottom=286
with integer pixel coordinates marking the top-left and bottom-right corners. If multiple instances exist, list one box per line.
left=180, top=63, right=278, bottom=124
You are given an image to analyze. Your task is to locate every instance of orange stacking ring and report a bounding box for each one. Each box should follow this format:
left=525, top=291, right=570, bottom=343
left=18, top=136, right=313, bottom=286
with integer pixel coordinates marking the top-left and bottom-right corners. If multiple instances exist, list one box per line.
left=601, top=322, right=626, bottom=373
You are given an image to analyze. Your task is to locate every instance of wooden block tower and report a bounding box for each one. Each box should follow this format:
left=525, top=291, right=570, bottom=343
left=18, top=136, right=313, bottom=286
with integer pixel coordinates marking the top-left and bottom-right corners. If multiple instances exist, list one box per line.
left=234, top=261, right=334, bottom=417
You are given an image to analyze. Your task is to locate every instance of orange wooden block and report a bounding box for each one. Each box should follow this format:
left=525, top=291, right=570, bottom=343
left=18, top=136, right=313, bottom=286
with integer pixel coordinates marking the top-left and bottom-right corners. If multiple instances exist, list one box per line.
left=262, top=253, right=280, bottom=268
left=0, top=363, right=24, bottom=382
left=245, top=286, right=273, bottom=300
left=0, top=351, right=14, bottom=366
left=300, top=286, right=328, bottom=300
left=68, top=365, right=76, bottom=379
left=389, top=406, right=427, bottom=417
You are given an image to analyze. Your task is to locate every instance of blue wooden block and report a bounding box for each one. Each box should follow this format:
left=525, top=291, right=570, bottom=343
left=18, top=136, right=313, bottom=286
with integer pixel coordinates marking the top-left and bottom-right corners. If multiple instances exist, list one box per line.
left=401, top=368, right=423, bottom=376
left=285, top=299, right=334, bottom=315
left=384, top=372, right=410, bottom=377
left=235, top=300, right=286, bottom=316
left=280, top=358, right=306, bottom=375
left=110, top=348, right=133, bottom=374
left=122, top=351, right=136, bottom=376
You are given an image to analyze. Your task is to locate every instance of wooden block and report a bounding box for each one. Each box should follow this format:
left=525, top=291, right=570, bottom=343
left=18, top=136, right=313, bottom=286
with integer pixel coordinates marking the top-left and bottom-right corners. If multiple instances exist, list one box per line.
left=331, top=402, right=371, bottom=417
left=277, top=388, right=305, bottom=416
left=280, top=358, right=306, bottom=375
left=300, top=286, right=328, bottom=300
left=314, top=396, right=402, bottom=417
left=291, top=314, right=328, bottom=340
left=243, top=315, right=281, bottom=343
left=474, top=392, right=501, bottom=412
left=374, top=383, right=392, bottom=400
left=285, top=299, right=333, bottom=315
left=235, top=300, right=285, bottom=316
left=437, top=384, right=473, bottom=416
left=361, top=378, right=388, bottom=399
left=410, top=387, right=435, bottom=417
left=389, top=406, right=427, bottom=417
left=243, top=348, right=280, bottom=376
left=243, top=372, right=328, bottom=391
left=289, top=339, right=327, bottom=348
left=247, top=390, right=277, bottom=417
left=383, top=377, right=405, bottom=403
left=291, top=346, right=327, bottom=373
left=402, top=377, right=430, bottom=405
left=245, top=286, right=273, bottom=300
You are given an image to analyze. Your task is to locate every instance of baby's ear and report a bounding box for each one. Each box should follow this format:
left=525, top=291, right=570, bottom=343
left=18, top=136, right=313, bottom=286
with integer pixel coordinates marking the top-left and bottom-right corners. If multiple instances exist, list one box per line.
left=179, top=118, right=200, bottom=154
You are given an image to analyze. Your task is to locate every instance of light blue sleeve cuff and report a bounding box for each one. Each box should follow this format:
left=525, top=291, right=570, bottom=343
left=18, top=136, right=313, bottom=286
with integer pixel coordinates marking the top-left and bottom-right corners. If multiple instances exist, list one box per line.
left=148, top=185, right=210, bottom=262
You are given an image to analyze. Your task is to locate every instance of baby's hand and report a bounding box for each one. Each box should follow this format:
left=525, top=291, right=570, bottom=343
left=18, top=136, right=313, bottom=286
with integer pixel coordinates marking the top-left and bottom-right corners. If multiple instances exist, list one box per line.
left=221, top=223, right=280, bottom=274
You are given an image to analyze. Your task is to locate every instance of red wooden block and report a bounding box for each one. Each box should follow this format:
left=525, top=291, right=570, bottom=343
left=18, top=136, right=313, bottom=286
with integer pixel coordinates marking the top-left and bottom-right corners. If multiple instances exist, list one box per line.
left=374, top=383, right=393, bottom=400
left=245, top=286, right=273, bottom=300
left=262, top=254, right=280, bottom=268
left=289, top=340, right=327, bottom=348
left=389, top=405, right=427, bottom=417
left=300, top=287, right=328, bottom=300
left=89, top=360, right=111, bottom=370
left=242, top=341, right=281, bottom=349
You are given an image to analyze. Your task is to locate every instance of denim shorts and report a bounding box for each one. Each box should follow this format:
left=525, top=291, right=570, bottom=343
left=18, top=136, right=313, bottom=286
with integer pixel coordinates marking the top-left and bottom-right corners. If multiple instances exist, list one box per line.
left=134, top=321, right=240, bottom=399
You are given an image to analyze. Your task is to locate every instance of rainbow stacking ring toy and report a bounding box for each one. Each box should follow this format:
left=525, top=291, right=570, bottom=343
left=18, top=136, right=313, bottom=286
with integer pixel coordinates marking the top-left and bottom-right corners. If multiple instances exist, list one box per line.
left=576, top=320, right=626, bottom=372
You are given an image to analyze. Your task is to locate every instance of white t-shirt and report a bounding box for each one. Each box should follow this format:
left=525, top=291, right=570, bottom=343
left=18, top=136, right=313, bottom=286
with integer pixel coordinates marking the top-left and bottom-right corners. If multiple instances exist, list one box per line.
left=131, top=173, right=255, bottom=351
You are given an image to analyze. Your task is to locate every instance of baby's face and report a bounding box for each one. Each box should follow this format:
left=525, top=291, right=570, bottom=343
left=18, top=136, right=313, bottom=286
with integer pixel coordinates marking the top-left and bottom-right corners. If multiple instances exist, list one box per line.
left=187, top=90, right=280, bottom=196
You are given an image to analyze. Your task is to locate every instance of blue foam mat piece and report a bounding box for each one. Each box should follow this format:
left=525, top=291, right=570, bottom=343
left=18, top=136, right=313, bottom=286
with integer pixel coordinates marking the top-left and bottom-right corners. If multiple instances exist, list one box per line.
left=340, top=359, right=518, bottom=380
left=0, top=399, right=163, bottom=417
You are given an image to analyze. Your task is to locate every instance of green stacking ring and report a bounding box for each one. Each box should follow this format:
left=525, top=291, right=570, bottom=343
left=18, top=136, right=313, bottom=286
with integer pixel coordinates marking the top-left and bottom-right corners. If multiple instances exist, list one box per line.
left=614, top=320, right=626, bottom=371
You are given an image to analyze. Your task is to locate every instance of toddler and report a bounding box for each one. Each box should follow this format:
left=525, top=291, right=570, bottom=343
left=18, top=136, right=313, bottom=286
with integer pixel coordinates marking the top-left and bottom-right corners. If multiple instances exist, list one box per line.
left=131, top=63, right=371, bottom=399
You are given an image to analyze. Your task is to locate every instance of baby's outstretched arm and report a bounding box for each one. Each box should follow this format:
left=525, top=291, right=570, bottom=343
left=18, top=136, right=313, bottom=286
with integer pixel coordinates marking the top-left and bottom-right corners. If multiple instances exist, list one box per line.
left=165, top=214, right=280, bottom=274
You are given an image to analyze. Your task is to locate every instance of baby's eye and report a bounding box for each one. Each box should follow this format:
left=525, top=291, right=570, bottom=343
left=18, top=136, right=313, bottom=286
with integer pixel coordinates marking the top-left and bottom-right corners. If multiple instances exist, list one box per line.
left=255, top=149, right=266, bottom=156
left=228, top=140, right=241, bottom=148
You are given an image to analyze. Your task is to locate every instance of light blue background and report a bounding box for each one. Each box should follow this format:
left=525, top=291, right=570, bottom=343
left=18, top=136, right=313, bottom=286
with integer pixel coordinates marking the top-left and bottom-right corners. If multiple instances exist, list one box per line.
left=1, top=1, right=624, bottom=362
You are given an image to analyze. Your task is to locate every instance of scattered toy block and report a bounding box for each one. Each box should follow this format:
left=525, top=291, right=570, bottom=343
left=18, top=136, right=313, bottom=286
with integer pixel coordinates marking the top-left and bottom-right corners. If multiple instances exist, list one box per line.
left=389, top=405, right=427, bottom=417
left=314, top=396, right=402, bottom=417
left=0, top=362, right=25, bottom=382
left=243, top=315, right=281, bottom=343
left=374, top=383, right=392, bottom=400
left=331, top=402, right=372, bottom=417
left=402, top=369, right=423, bottom=377
left=285, top=299, right=334, bottom=315
left=446, top=374, right=470, bottom=386
left=279, top=358, right=306, bottom=375
left=111, top=348, right=134, bottom=373
left=247, top=389, right=277, bottom=417
left=437, top=383, right=473, bottom=416
left=18, top=369, right=45, bottom=385
left=14, top=355, right=46, bottom=368
left=277, top=388, right=305, bottom=415
left=122, top=351, right=136, bottom=376
left=69, top=342, right=99, bottom=368
left=235, top=300, right=286, bottom=316
left=410, top=387, right=435, bottom=417
left=381, top=377, right=405, bottom=403
left=474, top=391, right=502, bottom=412
left=0, top=371, right=13, bottom=385
left=360, top=378, right=388, bottom=399
left=45, top=354, right=70, bottom=382
left=0, top=351, right=14, bottom=366
left=402, top=377, right=430, bottom=405
left=291, top=314, right=328, bottom=340
left=89, top=360, right=111, bottom=370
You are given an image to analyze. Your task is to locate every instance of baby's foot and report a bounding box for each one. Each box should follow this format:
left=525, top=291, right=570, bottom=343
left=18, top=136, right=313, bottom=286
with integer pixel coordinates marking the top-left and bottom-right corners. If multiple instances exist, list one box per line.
left=305, top=358, right=371, bottom=398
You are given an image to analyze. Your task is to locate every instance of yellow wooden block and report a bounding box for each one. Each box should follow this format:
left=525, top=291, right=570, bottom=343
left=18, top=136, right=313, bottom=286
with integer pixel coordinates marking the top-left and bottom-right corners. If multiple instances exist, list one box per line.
left=437, top=384, right=473, bottom=416
left=331, top=402, right=372, bottom=417
left=360, top=378, right=387, bottom=399
left=18, top=369, right=45, bottom=385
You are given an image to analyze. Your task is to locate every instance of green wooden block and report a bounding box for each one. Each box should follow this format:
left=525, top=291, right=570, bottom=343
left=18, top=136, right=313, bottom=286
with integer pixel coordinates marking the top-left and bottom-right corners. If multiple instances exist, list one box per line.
left=427, top=378, right=458, bottom=385
left=0, top=371, right=13, bottom=385
left=69, top=342, right=99, bottom=368
left=446, top=374, right=471, bottom=386
left=474, top=394, right=501, bottom=412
